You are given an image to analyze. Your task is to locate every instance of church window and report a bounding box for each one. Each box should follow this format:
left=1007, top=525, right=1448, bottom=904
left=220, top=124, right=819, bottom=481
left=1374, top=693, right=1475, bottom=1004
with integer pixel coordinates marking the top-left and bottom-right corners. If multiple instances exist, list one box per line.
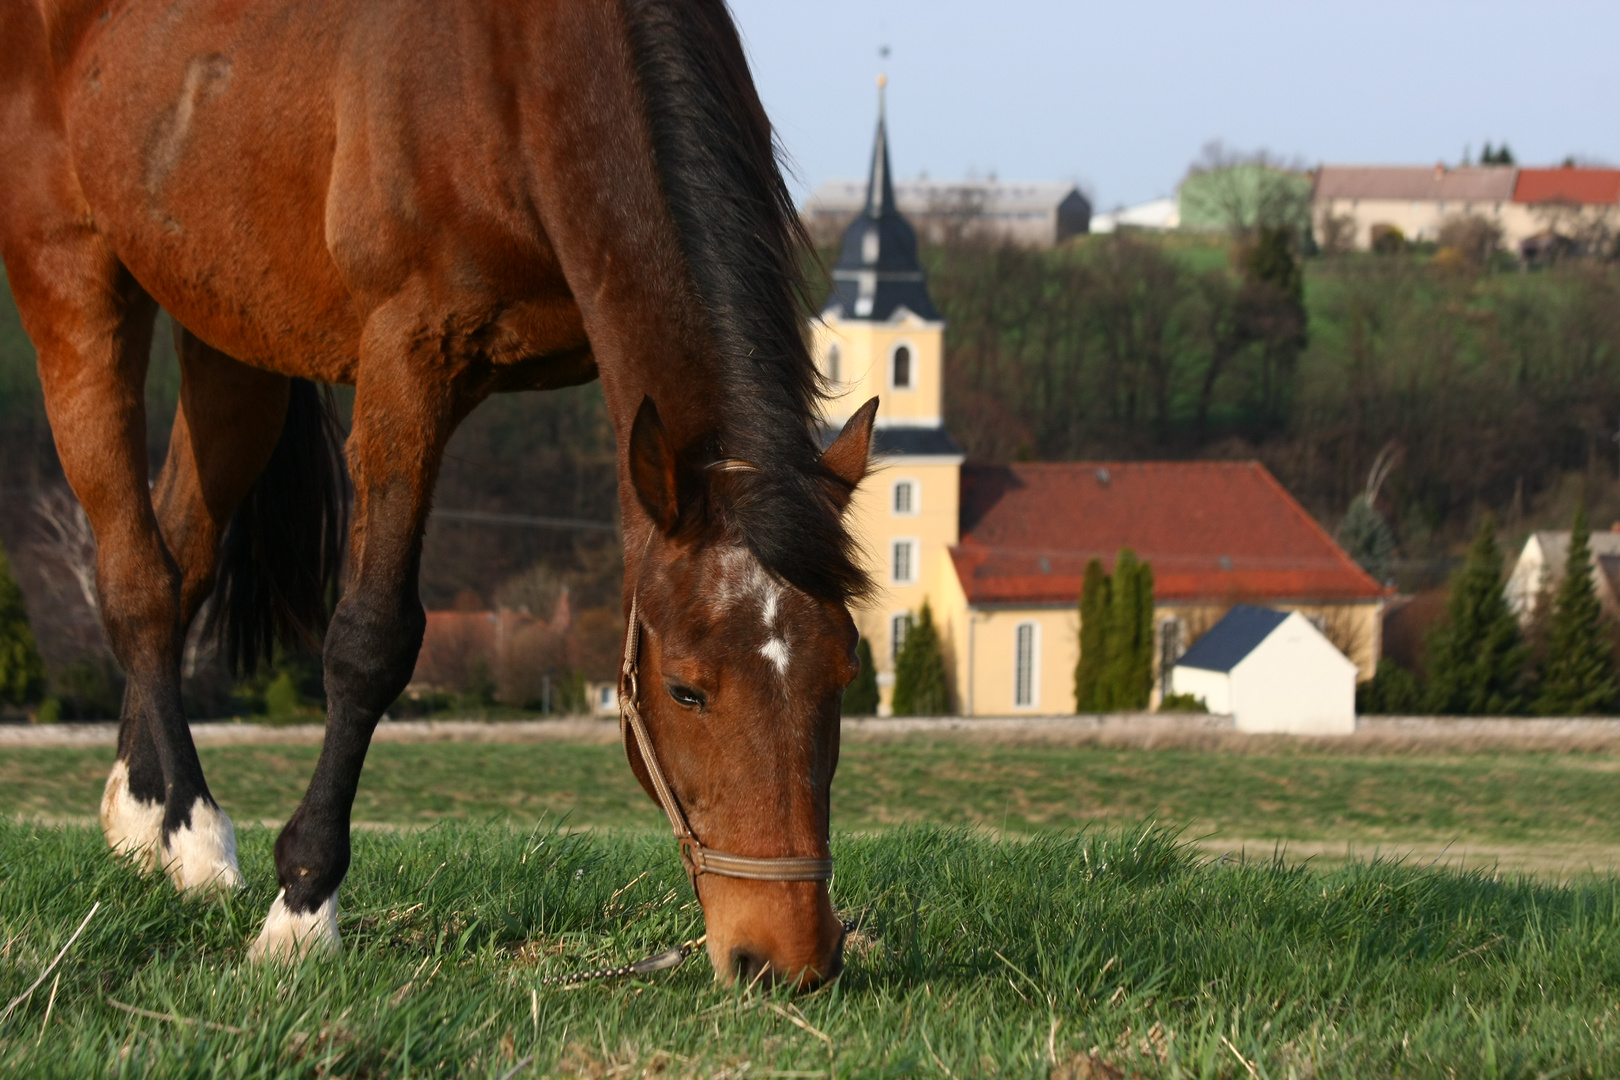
left=890, top=612, right=912, bottom=663
left=891, top=343, right=912, bottom=389
left=890, top=538, right=917, bottom=585
left=893, top=479, right=916, bottom=516
left=1014, top=622, right=1039, bottom=707
left=826, top=343, right=840, bottom=385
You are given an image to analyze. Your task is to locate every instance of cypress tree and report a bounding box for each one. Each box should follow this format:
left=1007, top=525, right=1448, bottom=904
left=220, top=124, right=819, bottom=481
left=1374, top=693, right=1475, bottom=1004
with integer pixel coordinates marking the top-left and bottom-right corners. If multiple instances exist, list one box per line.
left=892, top=600, right=950, bottom=716
left=842, top=637, right=880, bottom=716
left=1423, top=515, right=1526, bottom=715
left=1100, top=549, right=1154, bottom=709
left=0, top=538, right=45, bottom=706
left=1535, top=502, right=1619, bottom=715
left=1074, top=558, right=1108, bottom=711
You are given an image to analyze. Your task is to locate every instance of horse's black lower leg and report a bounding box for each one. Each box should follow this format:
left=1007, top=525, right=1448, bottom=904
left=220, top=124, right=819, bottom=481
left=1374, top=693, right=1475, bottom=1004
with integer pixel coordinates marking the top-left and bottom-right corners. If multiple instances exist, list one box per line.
left=100, top=699, right=164, bottom=867
left=250, top=589, right=425, bottom=957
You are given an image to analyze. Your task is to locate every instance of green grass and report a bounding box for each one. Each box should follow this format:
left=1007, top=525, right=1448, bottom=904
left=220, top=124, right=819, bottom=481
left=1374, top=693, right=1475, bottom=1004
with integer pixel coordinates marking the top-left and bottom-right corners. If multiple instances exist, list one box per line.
left=3, top=819, right=1619, bottom=1077
left=8, top=739, right=1620, bottom=850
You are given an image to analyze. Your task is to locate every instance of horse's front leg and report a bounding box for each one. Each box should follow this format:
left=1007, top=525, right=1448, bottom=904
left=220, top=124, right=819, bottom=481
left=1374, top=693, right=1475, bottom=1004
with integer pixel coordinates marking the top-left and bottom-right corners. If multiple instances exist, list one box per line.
left=249, top=307, right=483, bottom=959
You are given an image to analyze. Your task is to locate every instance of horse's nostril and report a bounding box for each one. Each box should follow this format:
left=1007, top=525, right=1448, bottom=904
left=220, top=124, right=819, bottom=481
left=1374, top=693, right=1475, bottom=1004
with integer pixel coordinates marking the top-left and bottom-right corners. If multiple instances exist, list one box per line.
left=731, top=946, right=771, bottom=986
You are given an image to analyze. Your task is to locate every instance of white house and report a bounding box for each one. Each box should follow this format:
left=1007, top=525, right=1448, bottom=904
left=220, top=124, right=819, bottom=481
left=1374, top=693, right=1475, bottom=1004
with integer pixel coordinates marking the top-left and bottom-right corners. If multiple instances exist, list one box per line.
left=1090, top=197, right=1180, bottom=233
left=1506, top=528, right=1620, bottom=625
left=1171, top=606, right=1357, bottom=734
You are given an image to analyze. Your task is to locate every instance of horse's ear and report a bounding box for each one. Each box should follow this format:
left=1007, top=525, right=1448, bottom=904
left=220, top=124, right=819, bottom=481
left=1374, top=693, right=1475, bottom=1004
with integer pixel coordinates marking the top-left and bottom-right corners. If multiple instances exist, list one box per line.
left=820, top=397, right=878, bottom=510
left=629, top=396, right=680, bottom=533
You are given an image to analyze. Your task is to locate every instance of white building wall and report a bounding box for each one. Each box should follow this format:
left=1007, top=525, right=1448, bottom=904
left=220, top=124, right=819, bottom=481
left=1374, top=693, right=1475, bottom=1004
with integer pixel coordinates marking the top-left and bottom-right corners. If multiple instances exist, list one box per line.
left=1169, top=667, right=1232, bottom=715
left=1228, top=613, right=1357, bottom=734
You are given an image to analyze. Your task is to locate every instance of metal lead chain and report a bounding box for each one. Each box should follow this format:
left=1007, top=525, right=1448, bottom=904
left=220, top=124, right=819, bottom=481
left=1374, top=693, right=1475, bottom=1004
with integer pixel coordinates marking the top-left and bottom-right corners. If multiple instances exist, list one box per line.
left=539, top=937, right=705, bottom=988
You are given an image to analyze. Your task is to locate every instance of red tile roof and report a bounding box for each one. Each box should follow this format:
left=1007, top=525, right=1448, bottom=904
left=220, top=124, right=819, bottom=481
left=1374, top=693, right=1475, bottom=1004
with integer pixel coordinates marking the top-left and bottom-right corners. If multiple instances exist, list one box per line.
left=1313, top=165, right=1516, bottom=202
left=1513, top=167, right=1620, bottom=206
left=950, top=462, right=1385, bottom=606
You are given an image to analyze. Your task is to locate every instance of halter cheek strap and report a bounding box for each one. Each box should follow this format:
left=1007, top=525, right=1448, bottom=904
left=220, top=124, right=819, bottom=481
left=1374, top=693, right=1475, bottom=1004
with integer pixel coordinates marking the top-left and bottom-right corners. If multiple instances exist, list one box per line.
left=619, top=593, right=834, bottom=886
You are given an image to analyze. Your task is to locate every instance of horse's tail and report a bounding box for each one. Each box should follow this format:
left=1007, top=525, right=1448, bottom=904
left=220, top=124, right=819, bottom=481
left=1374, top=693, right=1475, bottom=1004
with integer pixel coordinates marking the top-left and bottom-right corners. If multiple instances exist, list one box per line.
left=206, top=378, right=350, bottom=676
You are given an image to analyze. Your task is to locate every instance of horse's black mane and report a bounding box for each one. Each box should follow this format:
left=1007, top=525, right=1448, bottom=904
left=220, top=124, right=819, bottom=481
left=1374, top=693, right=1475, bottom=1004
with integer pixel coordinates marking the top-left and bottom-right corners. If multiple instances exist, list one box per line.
left=624, top=0, right=872, bottom=604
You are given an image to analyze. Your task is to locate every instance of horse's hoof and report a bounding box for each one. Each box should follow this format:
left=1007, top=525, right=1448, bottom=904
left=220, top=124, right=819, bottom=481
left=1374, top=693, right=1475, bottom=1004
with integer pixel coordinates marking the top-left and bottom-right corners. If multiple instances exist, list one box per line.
left=101, top=760, right=163, bottom=873
left=161, top=799, right=244, bottom=894
left=248, top=889, right=340, bottom=961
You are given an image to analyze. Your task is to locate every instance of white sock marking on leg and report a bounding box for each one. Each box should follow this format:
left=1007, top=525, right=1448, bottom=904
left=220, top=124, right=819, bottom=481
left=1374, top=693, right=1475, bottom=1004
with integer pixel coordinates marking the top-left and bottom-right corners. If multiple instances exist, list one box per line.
left=162, top=798, right=243, bottom=893
left=100, top=760, right=163, bottom=873
left=248, top=889, right=341, bottom=961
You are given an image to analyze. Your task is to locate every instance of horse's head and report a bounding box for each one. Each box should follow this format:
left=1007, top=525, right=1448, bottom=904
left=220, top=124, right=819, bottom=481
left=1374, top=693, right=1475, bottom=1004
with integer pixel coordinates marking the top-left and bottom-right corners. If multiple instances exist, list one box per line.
left=620, top=395, right=876, bottom=989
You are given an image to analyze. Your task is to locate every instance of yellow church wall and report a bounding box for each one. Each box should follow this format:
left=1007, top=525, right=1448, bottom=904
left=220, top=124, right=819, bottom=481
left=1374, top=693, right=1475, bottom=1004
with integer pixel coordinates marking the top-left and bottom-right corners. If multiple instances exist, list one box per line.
left=957, top=606, right=1080, bottom=715
left=812, top=315, right=944, bottom=429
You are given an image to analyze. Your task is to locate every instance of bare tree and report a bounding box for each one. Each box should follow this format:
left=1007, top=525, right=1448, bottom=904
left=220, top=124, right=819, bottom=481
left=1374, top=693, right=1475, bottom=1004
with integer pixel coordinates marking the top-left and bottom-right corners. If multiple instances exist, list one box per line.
left=34, top=486, right=97, bottom=613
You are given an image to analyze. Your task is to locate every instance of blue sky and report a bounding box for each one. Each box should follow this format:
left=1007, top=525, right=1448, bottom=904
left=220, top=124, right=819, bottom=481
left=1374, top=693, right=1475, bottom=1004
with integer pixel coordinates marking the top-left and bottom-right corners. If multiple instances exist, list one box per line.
left=727, top=0, right=1620, bottom=211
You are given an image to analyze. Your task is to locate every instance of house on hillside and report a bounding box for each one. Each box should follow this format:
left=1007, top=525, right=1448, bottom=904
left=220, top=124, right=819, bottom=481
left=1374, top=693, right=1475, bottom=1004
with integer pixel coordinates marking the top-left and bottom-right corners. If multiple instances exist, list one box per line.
left=810, top=94, right=1387, bottom=716
left=1170, top=606, right=1357, bottom=734
left=1506, top=527, right=1620, bottom=625
left=1090, top=198, right=1179, bottom=233
left=1508, top=167, right=1620, bottom=258
left=1312, top=165, right=1518, bottom=250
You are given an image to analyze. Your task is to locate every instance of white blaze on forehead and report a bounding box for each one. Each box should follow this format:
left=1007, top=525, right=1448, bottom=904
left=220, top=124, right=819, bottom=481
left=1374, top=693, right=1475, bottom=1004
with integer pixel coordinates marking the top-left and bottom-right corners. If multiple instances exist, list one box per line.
left=712, top=546, right=793, bottom=674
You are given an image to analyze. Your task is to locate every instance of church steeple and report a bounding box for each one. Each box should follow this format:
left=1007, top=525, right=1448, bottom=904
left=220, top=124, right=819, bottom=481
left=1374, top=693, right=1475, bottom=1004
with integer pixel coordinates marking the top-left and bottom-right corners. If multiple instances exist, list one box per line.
left=825, top=77, right=940, bottom=322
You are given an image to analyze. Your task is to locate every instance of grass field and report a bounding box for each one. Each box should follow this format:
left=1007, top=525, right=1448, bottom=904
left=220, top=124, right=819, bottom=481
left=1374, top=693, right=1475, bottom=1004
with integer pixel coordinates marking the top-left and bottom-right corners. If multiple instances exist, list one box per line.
left=8, top=737, right=1620, bottom=865
left=3, top=818, right=1620, bottom=1078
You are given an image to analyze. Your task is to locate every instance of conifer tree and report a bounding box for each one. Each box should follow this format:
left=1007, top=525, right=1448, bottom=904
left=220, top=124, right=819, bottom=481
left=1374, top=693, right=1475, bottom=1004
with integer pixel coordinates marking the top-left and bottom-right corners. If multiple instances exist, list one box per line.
left=842, top=637, right=880, bottom=716
left=891, top=600, right=949, bottom=716
left=0, top=538, right=45, bottom=706
left=1423, top=515, right=1526, bottom=715
left=1535, top=502, right=1619, bottom=715
left=1074, top=559, right=1107, bottom=711
left=1100, top=549, right=1155, bottom=709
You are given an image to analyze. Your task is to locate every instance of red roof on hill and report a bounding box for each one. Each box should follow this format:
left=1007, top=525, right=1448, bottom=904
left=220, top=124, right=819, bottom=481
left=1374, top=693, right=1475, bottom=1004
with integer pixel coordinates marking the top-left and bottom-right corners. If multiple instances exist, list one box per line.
left=950, top=461, right=1384, bottom=606
left=1513, top=168, right=1620, bottom=206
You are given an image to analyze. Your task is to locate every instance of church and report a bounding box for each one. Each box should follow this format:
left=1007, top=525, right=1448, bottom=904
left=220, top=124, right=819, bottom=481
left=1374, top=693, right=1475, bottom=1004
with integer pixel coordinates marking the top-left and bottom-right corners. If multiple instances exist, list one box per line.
left=812, top=90, right=1386, bottom=716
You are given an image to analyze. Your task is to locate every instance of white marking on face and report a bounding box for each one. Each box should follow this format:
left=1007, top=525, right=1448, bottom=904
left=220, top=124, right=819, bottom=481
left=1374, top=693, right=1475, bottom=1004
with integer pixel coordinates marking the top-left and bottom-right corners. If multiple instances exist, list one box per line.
left=161, top=798, right=243, bottom=894
left=248, top=888, right=341, bottom=962
left=101, top=760, right=163, bottom=874
left=760, top=637, right=791, bottom=674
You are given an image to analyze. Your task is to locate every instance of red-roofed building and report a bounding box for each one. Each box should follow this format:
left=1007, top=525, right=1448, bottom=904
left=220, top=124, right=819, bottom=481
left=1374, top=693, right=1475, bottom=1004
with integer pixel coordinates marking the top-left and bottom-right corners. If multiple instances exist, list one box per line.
left=1507, top=167, right=1620, bottom=258
left=821, top=102, right=1383, bottom=717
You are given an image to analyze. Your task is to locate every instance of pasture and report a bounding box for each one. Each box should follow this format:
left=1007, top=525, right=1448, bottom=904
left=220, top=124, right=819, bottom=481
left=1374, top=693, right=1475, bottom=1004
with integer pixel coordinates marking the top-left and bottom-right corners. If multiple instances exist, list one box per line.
left=2, top=733, right=1620, bottom=1075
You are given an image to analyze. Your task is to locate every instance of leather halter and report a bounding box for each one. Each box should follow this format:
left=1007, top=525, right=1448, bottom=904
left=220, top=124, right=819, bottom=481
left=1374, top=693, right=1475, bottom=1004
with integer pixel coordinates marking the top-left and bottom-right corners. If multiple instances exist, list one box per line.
left=618, top=515, right=835, bottom=886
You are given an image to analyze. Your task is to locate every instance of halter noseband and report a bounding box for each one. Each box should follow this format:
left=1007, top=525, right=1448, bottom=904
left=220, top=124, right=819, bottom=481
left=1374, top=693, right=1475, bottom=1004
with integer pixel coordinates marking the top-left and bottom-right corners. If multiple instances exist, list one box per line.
left=618, top=490, right=834, bottom=886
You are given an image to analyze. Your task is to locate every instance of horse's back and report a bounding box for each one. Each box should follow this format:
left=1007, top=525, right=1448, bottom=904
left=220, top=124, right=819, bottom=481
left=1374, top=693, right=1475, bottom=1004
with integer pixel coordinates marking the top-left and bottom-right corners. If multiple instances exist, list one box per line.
left=1, top=0, right=598, bottom=381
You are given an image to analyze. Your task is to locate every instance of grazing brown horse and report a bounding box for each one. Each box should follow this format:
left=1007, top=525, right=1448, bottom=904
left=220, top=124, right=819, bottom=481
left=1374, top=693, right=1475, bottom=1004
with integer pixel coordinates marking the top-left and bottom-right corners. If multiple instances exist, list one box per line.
left=0, top=0, right=877, bottom=988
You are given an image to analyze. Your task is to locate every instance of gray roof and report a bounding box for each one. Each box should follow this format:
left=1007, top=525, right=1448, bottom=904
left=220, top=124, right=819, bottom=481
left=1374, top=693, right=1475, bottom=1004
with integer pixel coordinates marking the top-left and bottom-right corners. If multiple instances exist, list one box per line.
left=1314, top=165, right=1517, bottom=202
left=806, top=179, right=1086, bottom=219
left=816, top=424, right=963, bottom=459
left=1174, top=605, right=1290, bottom=673
left=821, top=95, right=941, bottom=323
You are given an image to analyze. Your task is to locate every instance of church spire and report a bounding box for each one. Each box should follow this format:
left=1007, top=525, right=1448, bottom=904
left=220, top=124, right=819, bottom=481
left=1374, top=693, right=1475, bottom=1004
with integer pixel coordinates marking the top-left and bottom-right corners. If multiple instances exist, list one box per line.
left=825, top=76, right=939, bottom=322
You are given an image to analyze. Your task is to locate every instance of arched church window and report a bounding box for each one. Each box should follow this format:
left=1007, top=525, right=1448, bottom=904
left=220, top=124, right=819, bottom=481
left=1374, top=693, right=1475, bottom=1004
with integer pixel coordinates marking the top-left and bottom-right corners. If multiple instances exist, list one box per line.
left=891, top=344, right=912, bottom=389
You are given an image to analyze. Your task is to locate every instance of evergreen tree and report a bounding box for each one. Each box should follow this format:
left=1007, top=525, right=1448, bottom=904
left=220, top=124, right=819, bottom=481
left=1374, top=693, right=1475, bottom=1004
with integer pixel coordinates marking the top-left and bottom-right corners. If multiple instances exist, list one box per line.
left=1535, top=502, right=1619, bottom=715
left=842, top=637, right=880, bottom=716
left=1099, top=549, right=1155, bottom=710
left=891, top=600, right=950, bottom=716
left=0, top=538, right=45, bottom=706
left=1423, top=515, right=1526, bottom=715
left=1337, top=494, right=1396, bottom=583
left=1074, top=559, right=1107, bottom=711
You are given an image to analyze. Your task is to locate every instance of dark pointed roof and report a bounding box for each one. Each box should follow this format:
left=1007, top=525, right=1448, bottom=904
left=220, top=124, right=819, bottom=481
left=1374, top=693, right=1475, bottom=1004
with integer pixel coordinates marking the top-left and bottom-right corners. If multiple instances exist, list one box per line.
left=823, top=81, right=940, bottom=323
left=1174, top=605, right=1291, bottom=673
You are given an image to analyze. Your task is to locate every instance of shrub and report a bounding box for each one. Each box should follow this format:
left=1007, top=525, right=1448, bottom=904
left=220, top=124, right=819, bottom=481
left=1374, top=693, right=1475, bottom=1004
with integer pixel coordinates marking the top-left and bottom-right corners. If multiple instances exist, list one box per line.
left=843, top=637, right=879, bottom=716
left=1157, top=692, right=1208, bottom=713
left=0, top=539, right=45, bottom=706
left=1356, top=658, right=1426, bottom=714
left=892, top=601, right=949, bottom=716
left=1369, top=223, right=1406, bottom=254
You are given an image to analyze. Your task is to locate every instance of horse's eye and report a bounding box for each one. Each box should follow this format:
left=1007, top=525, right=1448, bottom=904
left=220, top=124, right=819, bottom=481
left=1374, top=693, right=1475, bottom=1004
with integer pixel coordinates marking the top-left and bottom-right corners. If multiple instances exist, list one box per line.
left=667, top=683, right=706, bottom=710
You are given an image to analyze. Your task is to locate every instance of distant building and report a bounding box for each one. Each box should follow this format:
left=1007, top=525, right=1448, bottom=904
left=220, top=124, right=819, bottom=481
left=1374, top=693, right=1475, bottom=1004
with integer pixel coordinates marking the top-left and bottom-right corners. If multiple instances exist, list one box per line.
left=1508, top=167, right=1620, bottom=257
left=812, top=91, right=1384, bottom=716
left=1170, top=606, right=1358, bottom=734
left=1506, top=527, right=1620, bottom=625
left=804, top=175, right=1090, bottom=249
left=1090, top=198, right=1180, bottom=233
left=1312, top=165, right=1518, bottom=249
